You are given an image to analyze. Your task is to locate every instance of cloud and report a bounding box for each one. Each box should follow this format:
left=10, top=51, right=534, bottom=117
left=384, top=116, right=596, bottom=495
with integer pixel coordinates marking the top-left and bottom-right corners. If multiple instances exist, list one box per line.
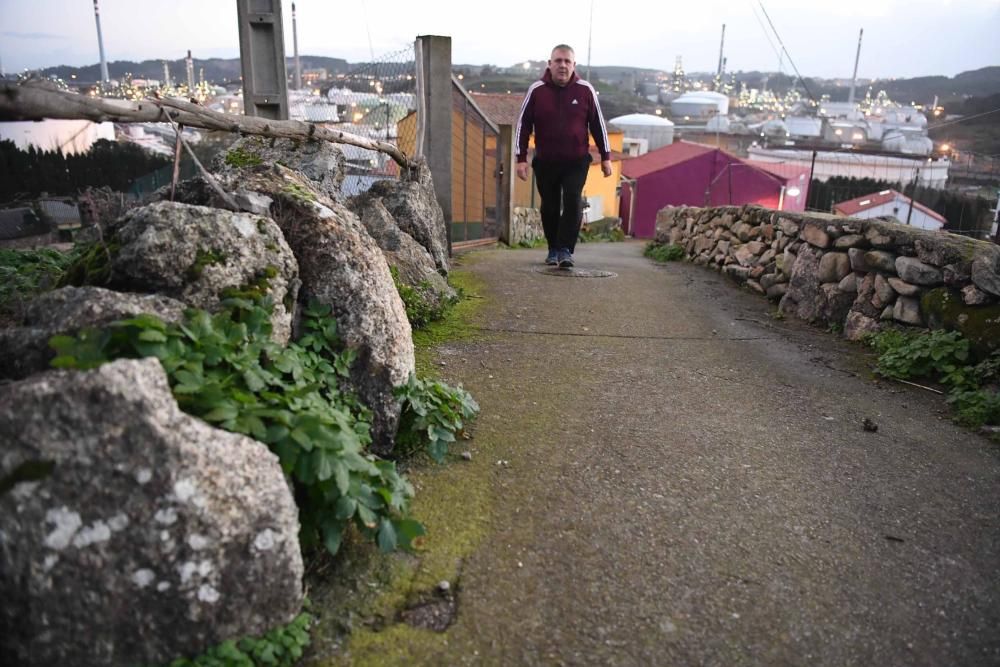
left=1, top=31, right=68, bottom=41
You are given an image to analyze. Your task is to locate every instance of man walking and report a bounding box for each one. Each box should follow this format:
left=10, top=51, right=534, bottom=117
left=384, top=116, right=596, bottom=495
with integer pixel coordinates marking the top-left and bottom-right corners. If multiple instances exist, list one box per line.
left=515, top=44, right=613, bottom=268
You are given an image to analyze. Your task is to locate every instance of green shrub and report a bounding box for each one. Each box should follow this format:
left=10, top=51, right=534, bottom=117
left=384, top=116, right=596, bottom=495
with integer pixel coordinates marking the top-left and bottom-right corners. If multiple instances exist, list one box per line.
left=394, top=374, right=480, bottom=463
left=516, top=237, right=547, bottom=249
left=578, top=226, right=625, bottom=243
left=389, top=266, right=456, bottom=329
left=644, top=242, right=686, bottom=262
left=873, top=329, right=971, bottom=387
left=0, top=247, right=78, bottom=321
left=947, top=388, right=1000, bottom=428
left=869, top=329, right=999, bottom=428
left=49, top=298, right=422, bottom=557
left=164, top=610, right=312, bottom=667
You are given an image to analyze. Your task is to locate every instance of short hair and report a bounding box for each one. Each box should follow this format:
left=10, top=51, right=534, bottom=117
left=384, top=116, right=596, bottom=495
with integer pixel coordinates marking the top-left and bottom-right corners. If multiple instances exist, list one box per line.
left=551, top=44, right=575, bottom=58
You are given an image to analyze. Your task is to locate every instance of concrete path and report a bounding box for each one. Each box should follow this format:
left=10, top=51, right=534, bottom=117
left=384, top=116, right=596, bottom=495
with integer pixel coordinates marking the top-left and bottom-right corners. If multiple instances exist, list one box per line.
left=388, top=241, right=1000, bottom=665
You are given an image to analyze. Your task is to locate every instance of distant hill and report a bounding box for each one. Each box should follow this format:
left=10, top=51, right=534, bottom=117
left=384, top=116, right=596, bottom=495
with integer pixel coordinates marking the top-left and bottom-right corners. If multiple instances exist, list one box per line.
left=746, top=67, right=1000, bottom=105
left=39, top=55, right=350, bottom=85
left=878, top=67, right=1000, bottom=104
left=38, top=56, right=1000, bottom=105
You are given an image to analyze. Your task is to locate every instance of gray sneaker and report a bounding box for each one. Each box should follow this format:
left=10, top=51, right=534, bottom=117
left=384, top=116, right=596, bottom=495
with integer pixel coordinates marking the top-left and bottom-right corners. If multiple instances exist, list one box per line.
left=557, top=248, right=574, bottom=268
left=545, top=250, right=558, bottom=265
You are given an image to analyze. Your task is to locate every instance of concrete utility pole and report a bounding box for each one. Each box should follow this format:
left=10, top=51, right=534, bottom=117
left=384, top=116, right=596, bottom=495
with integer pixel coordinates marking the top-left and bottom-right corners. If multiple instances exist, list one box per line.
left=93, top=0, right=110, bottom=85
left=416, top=35, right=454, bottom=253
left=716, top=24, right=726, bottom=79
left=185, top=50, right=195, bottom=91
left=236, top=0, right=289, bottom=120
left=586, top=0, right=594, bottom=81
left=906, top=168, right=920, bottom=226
left=847, top=28, right=863, bottom=106
left=292, top=2, right=302, bottom=90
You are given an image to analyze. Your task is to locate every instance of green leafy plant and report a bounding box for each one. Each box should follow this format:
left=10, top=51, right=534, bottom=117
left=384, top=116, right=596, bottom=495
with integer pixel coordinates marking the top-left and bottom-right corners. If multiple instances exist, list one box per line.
left=164, top=610, right=312, bottom=667
left=49, top=297, right=423, bottom=556
left=947, top=388, right=1000, bottom=428
left=389, top=266, right=456, bottom=329
left=644, top=242, right=686, bottom=262
left=869, top=329, right=999, bottom=428
left=515, top=237, right=547, bottom=249
left=224, top=146, right=263, bottom=168
left=0, top=247, right=78, bottom=322
left=873, top=329, right=971, bottom=386
left=578, top=226, right=625, bottom=243
left=394, top=374, right=480, bottom=463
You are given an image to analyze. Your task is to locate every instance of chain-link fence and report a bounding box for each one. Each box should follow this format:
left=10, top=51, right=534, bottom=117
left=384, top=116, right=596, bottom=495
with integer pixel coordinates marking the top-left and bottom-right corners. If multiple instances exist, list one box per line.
left=319, top=45, right=417, bottom=197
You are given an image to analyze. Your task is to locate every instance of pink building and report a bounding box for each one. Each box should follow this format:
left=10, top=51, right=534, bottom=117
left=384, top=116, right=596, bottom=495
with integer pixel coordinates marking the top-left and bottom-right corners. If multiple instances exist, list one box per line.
left=619, top=142, right=810, bottom=238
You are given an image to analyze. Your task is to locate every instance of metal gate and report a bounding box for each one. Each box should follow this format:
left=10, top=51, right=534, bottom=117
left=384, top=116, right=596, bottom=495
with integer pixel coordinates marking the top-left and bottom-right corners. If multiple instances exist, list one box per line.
left=451, top=86, right=501, bottom=247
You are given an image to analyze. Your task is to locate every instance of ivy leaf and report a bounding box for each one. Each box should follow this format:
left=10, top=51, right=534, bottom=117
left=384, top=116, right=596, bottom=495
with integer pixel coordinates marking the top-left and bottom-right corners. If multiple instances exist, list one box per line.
left=242, top=367, right=267, bottom=392
left=356, top=504, right=378, bottom=530
left=50, top=355, right=80, bottom=369
left=394, top=518, right=427, bottom=551
left=202, top=404, right=240, bottom=422
left=376, top=518, right=397, bottom=553
left=290, top=428, right=314, bottom=451
left=321, top=518, right=345, bottom=555
left=334, top=495, right=357, bottom=520
left=138, top=329, right=167, bottom=343
left=314, top=450, right=335, bottom=482
left=333, top=461, right=350, bottom=496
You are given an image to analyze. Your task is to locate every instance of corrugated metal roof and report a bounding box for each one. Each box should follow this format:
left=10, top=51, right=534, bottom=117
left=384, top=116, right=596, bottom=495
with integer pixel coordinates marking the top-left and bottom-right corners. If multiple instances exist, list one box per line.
left=38, top=199, right=80, bottom=226
left=621, top=141, right=716, bottom=179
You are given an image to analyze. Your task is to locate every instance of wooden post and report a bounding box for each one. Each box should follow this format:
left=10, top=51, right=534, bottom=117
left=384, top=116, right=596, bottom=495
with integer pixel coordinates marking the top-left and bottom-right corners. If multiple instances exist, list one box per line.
left=498, top=124, right=515, bottom=244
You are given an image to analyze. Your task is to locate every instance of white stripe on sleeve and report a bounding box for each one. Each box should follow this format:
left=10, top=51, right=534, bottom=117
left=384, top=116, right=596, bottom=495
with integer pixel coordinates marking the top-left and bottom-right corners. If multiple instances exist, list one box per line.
left=578, top=80, right=609, bottom=156
left=515, top=81, right=544, bottom=157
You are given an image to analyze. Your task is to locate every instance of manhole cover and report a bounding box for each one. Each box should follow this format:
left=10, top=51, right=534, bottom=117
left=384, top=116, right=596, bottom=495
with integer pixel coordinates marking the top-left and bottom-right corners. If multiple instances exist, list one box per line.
left=532, top=266, right=617, bottom=278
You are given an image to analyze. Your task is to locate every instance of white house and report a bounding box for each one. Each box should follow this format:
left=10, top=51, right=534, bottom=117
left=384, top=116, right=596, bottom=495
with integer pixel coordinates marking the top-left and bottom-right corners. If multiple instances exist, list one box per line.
left=833, top=189, right=946, bottom=231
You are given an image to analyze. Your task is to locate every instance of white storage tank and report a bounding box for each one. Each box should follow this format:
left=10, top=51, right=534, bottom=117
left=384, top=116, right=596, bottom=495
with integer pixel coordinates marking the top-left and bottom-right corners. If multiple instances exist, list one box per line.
left=669, top=91, right=729, bottom=119
left=608, top=113, right=675, bottom=151
left=881, top=130, right=933, bottom=156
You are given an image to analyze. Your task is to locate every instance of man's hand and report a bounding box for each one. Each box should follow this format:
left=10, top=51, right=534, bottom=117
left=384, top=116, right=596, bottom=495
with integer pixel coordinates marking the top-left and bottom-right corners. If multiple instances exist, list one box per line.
left=516, top=163, right=529, bottom=181
left=601, top=160, right=613, bottom=177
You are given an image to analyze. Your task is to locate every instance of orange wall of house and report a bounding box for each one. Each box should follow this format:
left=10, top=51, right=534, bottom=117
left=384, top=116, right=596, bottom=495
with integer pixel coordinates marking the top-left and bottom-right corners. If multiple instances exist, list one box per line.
left=397, top=109, right=499, bottom=231
left=452, top=107, right=497, bottom=224
left=514, top=130, right=623, bottom=219
left=397, top=113, right=417, bottom=156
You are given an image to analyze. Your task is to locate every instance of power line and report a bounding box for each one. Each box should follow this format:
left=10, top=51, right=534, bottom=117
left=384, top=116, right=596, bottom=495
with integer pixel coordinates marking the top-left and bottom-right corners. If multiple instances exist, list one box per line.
left=748, top=3, right=783, bottom=71
left=755, top=0, right=817, bottom=104
left=927, top=106, right=1000, bottom=131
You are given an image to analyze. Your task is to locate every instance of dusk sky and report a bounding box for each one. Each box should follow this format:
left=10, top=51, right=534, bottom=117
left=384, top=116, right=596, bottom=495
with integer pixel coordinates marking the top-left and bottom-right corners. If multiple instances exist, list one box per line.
left=1, top=0, right=998, bottom=80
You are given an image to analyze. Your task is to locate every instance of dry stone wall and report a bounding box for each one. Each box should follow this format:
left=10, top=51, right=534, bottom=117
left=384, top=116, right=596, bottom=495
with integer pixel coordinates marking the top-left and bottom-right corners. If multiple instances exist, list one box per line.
left=511, top=207, right=544, bottom=246
left=655, top=205, right=1000, bottom=352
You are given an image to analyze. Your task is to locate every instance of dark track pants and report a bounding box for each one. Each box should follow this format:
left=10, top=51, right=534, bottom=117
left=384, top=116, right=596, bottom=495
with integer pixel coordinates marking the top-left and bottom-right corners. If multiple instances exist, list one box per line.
left=532, top=155, right=591, bottom=253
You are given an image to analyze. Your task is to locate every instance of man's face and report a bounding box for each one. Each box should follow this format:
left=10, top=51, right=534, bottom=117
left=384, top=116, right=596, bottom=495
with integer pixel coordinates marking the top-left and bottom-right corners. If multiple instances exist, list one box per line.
left=548, top=49, right=575, bottom=86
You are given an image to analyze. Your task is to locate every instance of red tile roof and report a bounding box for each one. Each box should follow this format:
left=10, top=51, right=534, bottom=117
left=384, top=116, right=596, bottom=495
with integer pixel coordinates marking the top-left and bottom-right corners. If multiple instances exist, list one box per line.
left=833, top=189, right=946, bottom=224
left=620, top=141, right=717, bottom=179
left=469, top=93, right=525, bottom=126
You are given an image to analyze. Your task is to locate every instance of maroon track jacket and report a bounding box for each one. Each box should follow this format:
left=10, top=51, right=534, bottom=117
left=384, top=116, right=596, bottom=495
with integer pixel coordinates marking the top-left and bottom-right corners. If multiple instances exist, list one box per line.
left=515, top=69, right=611, bottom=164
